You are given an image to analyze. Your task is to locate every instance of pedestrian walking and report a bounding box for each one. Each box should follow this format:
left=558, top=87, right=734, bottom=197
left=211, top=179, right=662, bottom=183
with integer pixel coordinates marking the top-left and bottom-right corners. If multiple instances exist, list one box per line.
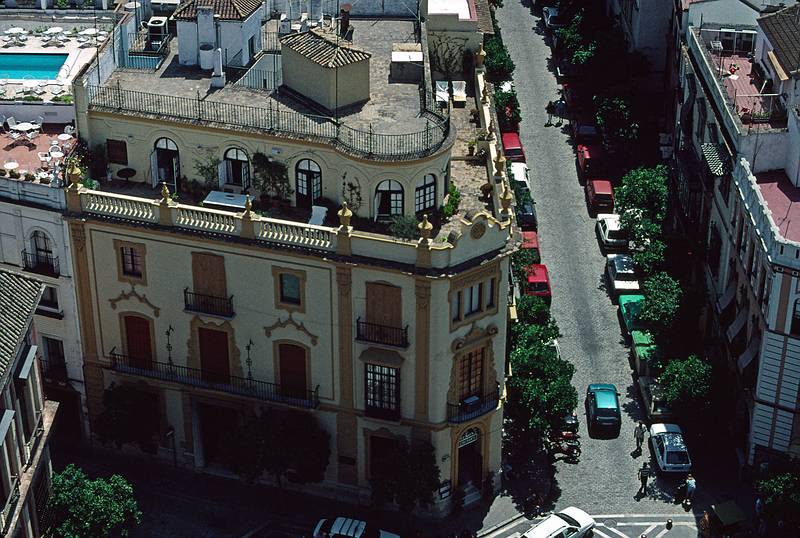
left=755, top=495, right=763, bottom=519
left=634, top=421, right=646, bottom=452
left=555, top=97, right=566, bottom=125
left=545, top=101, right=556, bottom=126
left=685, top=473, right=696, bottom=502
left=637, top=462, right=649, bottom=496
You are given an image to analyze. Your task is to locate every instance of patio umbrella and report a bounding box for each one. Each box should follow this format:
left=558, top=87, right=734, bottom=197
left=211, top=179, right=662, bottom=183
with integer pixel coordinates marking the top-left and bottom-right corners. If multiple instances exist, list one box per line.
left=45, top=27, right=64, bottom=35
left=79, top=28, right=99, bottom=36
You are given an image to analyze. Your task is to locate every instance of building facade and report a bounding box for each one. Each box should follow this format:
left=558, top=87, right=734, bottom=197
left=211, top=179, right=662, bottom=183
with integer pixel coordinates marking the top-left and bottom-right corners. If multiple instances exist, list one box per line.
left=675, top=2, right=800, bottom=468
left=0, top=268, right=59, bottom=537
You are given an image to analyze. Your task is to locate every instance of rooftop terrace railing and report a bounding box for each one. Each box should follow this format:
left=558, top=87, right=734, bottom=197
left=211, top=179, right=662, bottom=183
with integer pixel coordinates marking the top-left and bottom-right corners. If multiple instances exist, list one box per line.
left=85, top=84, right=450, bottom=162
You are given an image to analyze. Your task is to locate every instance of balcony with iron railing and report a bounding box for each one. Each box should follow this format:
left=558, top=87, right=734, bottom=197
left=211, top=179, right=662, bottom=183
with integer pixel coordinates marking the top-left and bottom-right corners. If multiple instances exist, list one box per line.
left=109, top=348, right=319, bottom=409
left=39, top=358, right=68, bottom=383
left=355, top=317, right=409, bottom=348
left=183, top=288, right=235, bottom=318
left=447, top=387, right=500, bottom=423
left=21, top=250, right=59, bottom=277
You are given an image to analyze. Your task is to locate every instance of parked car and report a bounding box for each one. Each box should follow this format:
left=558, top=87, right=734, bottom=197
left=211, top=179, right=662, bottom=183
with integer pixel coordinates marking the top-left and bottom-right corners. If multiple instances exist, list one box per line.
left=595, top=213, right=628, bottom=251
left=649, top=423, right=692, bottom=474
left=523, top=264, right=552, bottom=303
left=516, top=199, right=538, bottom=230
left=585, top=383, right=621, bottom=433
left=585, top=179, right=614, bottom=215
left=605, top=253, right=641, bottom=299
left=618, top=293, right=646, bottom=336
left=542, top=6, right=565, bottom=30
left=313, top=518, right=400, bottom=538
left=521, top=231, right=541, bottom=263
left=510, top=161, right=531, bottom=191
left=571, top=119, right=601, bottom=145
left=521, top=507, right=595, bottom=538
left=576, top=144, right=608, bottom=181
left=502, top=131, right=526, bottom=162
left=561, top=83, right=590, bottom=116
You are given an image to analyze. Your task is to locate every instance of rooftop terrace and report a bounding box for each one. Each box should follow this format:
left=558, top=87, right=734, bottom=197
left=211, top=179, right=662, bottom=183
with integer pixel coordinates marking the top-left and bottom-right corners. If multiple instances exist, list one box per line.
left=755, top=170, right=800, bottom=243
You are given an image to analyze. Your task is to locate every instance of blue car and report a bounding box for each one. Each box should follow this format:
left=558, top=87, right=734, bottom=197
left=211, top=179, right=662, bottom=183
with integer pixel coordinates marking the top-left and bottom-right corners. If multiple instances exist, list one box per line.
left=585, top=383, right=621, bottom=434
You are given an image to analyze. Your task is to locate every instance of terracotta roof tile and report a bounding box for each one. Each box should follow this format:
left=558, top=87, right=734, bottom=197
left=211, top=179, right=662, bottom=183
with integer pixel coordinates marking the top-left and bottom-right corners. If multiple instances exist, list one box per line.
left=474, top=0, right=494, bottom=35
left=280, top=28, right=371, bottom=68
left=173, top=0, right=261, bottom=21
left=0, top=269, right=43, bottom=378
left=758, top=3, right=800, bottom=75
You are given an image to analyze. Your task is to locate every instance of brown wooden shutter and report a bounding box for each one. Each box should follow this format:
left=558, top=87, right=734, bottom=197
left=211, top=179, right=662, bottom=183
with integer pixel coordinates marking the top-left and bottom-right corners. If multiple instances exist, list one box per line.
left=192, top=253, right=227, bottom=297
left=198, top=328, right=230, bottom=383
left=366, top=283, right=402, bottom=327
left=279, top=344, right=307, bottom=398
left=124, top=315, right=153, bottom=370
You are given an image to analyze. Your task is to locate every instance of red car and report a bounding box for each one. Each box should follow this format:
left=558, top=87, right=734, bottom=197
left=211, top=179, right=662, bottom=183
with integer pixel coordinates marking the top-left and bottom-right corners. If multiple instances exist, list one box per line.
left=586, top=179, right=614, bottom=215
left=501, top=132, right=526, bottom=162
left=577, top=144, right=608, bottom=181
left=524, top=264, right=552, bottom=303
left=521, top=231, right=541, bottom=263
left=571, top=119, right=602, bottom=145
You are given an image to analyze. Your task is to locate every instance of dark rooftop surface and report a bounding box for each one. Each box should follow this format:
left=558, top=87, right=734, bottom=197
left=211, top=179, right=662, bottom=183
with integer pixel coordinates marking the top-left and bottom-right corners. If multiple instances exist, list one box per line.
left=105, top=19, right=427, bottom=134
left=0, top=269, right=42, bottom=377
left=755, top=170, right=800, bottom=243
left=758, top=3, right=800, bottom=75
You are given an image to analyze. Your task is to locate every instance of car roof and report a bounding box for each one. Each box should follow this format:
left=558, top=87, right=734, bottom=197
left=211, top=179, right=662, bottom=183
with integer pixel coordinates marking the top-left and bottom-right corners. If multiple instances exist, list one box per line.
left=651, top=423, right=683, bottom=435
left=502, top=132, right=522, bottom=148
left=522, top=231, right=539, bottom=248
left=523, top=513, right=567, bottom=538
left=597, top=213, right=620, bottom=230
left=578, top=144, right=606, bottom=157
left=526, top=264, right=549, bottom=283
left=328, top=518, right=368, bottom=538
left=608, top=254, right=635, bottom=273
left=511, top=162, right=529, bottom=173
left=591, top=180, right=613, bottom=194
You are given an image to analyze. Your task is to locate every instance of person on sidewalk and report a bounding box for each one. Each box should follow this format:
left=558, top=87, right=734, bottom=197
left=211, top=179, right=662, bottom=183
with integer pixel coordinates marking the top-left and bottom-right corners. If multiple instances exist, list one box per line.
left=684, top=473, right=696, bottom=502
left=634, top=421, right=646, bottom=452
left=545, top=101, right=556, bottom=126
left=555, top=97, right=566, bottom=126
left=637, top=462, right=649, bottom=496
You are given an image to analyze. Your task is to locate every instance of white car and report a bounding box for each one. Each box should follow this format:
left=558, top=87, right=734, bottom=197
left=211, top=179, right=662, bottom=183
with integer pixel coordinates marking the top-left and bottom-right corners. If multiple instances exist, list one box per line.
left=649, top=423, right=692, bottom=474
left=313, top=518, right=400, bottom=538
left=511, top=162, right=532, bottom=192
left=542, top=6, right=565, bottom=30
left=595, top=213, right=628, bottom=251
left=605, top=253, right=640, bottom=299
left=522, top=507, right=595, bottom=538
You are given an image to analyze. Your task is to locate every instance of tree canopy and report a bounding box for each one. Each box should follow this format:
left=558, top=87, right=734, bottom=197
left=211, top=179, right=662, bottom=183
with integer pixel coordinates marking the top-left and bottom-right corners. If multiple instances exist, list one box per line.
left=757, top=466, right=800, bottom=527
left=614, top=166, right=669, bottom=224
left=639, top=271, right=682, bottom=338
left=370, top=439, right=441, bottom=511
left=49, top=464, right=141, bottom=538
left=658, top=355, right=712, bottom=408
left=94, top=383, right=159, bottom=454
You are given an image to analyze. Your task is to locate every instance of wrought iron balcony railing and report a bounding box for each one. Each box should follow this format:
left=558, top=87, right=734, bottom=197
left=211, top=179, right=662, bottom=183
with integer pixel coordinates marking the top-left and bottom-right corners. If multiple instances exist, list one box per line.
left=355, top=318, right=409, bottom=348
left=183, top=288, right=235, bottom=318
left=109, top=348, right=319, bottom=409
left=21, top=250, right=59, bottom=277
left=447, top=388, right=500, bottom=423
left=39, top=358, right=68, bottom=383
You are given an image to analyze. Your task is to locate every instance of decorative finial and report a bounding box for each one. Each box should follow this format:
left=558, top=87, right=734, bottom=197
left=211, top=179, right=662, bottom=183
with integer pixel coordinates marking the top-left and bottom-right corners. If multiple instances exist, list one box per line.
left=501, top=185, right=513, bottom=211
left=244, top=193, right=252, bottom=216
left=494, top=153, right=506, bottom=176
left=476, top=43, right=487, bottom=68
left=67, top=159, right=82, bottom=187
left=488, top=120, right=496, bottom=138
left=418, top=214, right=433, bottom=240
left=481, top=83, right=489, bottom=104
left=160, top=181, right=170, bottom=204
left=337, top=201, right=353, bottom=228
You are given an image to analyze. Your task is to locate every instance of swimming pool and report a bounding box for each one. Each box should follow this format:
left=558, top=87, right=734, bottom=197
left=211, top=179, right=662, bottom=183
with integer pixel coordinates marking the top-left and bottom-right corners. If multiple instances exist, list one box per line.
left=0, top=53, right=68, bottom=80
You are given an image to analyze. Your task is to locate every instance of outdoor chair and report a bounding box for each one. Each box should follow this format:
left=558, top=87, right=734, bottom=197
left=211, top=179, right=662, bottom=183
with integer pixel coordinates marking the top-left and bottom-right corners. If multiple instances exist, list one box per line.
left=7, top=117, right=17, bottom=129
left=38, top=152, right=52, bottom=169
left=435, top=80, right=449, bottom=107
left=452, top=81, right=467, bottom=107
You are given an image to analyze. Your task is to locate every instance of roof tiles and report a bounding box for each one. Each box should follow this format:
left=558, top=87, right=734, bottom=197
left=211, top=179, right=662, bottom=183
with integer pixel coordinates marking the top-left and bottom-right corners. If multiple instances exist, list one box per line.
left=173, top=0, right=262, bottom=21
left=0, top=269, right=43, bottom=379
left=280, top=28, right=371, bottom=68
left=758, top=3, right=800, bottom=75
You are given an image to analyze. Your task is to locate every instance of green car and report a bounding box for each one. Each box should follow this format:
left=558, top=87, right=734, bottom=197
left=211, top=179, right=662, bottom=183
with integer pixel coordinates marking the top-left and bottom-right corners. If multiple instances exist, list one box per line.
left=585, top=383, right=621, bottom=434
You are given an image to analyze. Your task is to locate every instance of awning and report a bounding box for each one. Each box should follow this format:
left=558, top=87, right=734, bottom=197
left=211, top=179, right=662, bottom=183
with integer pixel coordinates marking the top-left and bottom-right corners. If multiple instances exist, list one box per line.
left=767, top=50, right=789, bottom=82
left=737, top=337, right=760, bottom=371
left=702, top=143, right=732, bottom=177
left=716, top=284, right=736, bottom=313
left=358, top=347, right=404, bottom=368
left=17, top=344, right=37, bottom=380
left=726, top=307, right=747, bottom=342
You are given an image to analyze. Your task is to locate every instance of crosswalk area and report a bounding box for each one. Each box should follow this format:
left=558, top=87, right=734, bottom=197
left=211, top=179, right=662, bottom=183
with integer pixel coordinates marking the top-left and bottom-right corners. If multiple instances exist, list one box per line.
left=484, top=513, right=699, bottom=538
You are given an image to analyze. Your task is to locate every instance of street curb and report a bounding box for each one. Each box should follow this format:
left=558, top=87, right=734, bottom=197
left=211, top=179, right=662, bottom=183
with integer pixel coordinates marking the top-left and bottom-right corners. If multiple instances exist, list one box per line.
left=477, top=513, right=530, bottom=537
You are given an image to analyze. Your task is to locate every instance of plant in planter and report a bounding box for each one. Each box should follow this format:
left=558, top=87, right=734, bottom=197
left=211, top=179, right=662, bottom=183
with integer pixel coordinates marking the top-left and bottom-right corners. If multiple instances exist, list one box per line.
left=9, top=170, right=20, bottom=179
left=193, top=151, right=221, bottom=187
left=23, top=172, right=35, bottom=182
left=0, top=169, right=6, bottom=177
left=252, top=152, right=293, bottom=205
left=467, top=138, right=477, bottom=156
left=340, top=173, right=363, bottom=212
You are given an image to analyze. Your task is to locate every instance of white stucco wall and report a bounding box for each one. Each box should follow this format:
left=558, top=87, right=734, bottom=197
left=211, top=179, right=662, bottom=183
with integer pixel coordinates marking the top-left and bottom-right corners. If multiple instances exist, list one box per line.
left=177, top=20, right=199, bottom=65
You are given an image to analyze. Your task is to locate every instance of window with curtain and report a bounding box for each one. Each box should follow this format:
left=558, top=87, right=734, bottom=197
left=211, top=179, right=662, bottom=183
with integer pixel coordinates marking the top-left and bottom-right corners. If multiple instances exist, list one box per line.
left=224, top=148, right=250, bottom=187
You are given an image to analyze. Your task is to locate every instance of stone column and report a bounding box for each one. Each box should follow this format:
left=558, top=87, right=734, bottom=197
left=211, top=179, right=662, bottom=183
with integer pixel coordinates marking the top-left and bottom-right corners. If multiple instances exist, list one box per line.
left=414, top=278, right=431, bottom=423
left=336, top=266, right=358, bottom=485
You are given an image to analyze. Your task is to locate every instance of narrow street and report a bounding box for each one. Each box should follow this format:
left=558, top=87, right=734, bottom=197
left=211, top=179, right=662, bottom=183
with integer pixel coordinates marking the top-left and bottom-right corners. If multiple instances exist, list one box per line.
left=493, top=1, right=690, bottom=515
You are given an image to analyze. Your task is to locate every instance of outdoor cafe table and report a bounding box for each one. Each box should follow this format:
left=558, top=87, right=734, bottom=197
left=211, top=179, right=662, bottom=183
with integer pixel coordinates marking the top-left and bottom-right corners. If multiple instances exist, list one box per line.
left=45, top=27, right=63, bottom=35
left=202, top=190, right=249, bottom=212
left=4, top=161, right=19, bottom=170
left=11, top=122, right=36, bottom=132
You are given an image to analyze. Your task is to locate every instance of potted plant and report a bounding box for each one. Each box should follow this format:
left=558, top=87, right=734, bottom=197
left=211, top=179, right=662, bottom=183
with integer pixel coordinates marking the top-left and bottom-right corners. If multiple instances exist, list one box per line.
left=469, top=107, right=479, bottom=123
left=480, top=182, right=493, bottom=197
left=467, top=138, right=477, bottom=156
left=9, top=170, right=20, bottom=179
left=23, top=172, right=35, bottom=182
left=252, top=152, right=293, bottom=206
left=0, top=169, right=6, bottom=177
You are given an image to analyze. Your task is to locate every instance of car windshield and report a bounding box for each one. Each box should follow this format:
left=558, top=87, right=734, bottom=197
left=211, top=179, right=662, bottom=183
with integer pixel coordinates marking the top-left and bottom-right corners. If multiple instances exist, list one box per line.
left=666, top=450, right=689, bottom=464
left=608, top=229, right=626, bottom=240
left=556, top=513, right=580, bottom=528
left=505, top=148, right=523, bottom=157
left=618, top=271, right=638, bottom=281
left=528, top=282, right=548, bottom=293
left=596, top=193, right=613, bottom=202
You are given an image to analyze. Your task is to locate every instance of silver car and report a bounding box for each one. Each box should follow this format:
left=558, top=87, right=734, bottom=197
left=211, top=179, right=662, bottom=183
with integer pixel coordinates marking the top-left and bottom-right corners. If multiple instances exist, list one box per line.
left=522, top=507, right=595, bottom=538
left=595, top=213, right=628, bottom=251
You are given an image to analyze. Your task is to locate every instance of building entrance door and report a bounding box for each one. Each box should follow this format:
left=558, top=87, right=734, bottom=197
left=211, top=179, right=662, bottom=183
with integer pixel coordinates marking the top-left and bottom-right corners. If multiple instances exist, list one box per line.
left=457, top=428, right=482, bottom=487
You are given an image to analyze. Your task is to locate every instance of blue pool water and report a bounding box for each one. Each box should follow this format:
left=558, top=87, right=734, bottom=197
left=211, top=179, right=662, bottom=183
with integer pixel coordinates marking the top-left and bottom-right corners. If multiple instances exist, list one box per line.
left=0, top=53, right=68, bottom=80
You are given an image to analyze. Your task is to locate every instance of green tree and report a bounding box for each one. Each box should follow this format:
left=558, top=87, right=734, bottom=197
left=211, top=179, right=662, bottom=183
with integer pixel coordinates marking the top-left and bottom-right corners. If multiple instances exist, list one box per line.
left=510, top=319, right=560, bottom=358
left=484, top=35, right=515, bottom=82
left=369, top=439, right=441, bottom=511
left=614, top=166, right=669, bottom=224
left=595, top=96, right=639, bottom=144
left=94, top=383, right=159, bottom=454
left=639, top=271, right=682, bottom=337
left=516, top=295, right=550, bottom=325
left=632, top=237, right=666, bottom=275
left=555, top=11, right=597, bottom=66
left=494, top=87, right=521, bottom=130
left=658, top=355, right=712, bottom=409
left=511, top=248, right=539, bottom=285
left=757, top=467, right=800, bottom=526
left=49, top=464, right=141, bottom=538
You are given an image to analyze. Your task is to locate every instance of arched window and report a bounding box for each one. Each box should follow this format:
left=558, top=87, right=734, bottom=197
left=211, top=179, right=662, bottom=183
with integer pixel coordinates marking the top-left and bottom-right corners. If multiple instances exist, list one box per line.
left=223, top=148, right=250, bottom=187
left=374, top=180, right=404, bottom=219
left=31, top=231, right=52, bottom=258
left=415, top=174, right=436, bottom=213
left=152, top=137, right=180, bottom=190
left=295, top=159, right=322, bottom=209
left=154, top=138, right=178, bottom=151
left=791, top=300, right=800, bottom=335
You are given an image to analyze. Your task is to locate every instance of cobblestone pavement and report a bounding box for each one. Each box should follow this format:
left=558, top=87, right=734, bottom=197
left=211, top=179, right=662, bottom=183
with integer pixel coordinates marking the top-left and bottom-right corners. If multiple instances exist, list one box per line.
left=485, top=514, right=699, bottom=538
left=491, top=0, right=753, bottom=520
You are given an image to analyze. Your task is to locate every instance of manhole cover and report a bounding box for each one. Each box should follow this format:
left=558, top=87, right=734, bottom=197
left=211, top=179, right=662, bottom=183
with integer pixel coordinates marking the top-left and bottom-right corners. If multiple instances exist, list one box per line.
left=603, top=519, right=617, bottom=528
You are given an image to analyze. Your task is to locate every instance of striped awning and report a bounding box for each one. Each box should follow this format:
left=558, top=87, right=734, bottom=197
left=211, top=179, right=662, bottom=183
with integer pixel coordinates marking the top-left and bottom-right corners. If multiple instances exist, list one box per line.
left=726, top=307, right=747, bottom=342
left=716, top=284, right=736, bottom=313
left=738, top=337, right=760, bottom=372
left=701, top=143, right=732, bottom=177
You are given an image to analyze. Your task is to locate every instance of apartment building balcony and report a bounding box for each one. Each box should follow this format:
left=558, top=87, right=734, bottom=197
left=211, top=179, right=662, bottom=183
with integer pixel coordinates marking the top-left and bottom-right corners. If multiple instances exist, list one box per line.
left=183, top=288, right=235, bottom=318
left=687, top=27, right=787, bottom=140
left=447, top=387, right=500, bottom=423
left=355, top=318, right=409, bottom=348
left=109, top=348, right=320, bottom=409
left=39, top=358, right=68, bottom=383
left=20, top=250, right=59, bottom=277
